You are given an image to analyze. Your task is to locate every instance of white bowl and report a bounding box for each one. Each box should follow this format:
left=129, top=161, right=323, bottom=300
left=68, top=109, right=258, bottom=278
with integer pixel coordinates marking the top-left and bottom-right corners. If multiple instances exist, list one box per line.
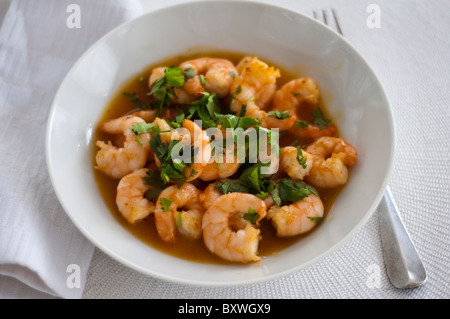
left=46, top=1, right=394, bottom=286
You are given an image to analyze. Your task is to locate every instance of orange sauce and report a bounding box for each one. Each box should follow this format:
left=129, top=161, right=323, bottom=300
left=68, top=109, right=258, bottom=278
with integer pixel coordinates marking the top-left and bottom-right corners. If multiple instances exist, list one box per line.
left=92, top=50, right=343, bottom=264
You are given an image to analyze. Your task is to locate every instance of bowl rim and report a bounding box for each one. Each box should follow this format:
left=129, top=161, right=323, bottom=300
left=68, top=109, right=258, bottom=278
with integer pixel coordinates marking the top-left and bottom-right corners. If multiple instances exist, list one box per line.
left=45, top=0, right=396, bottom=287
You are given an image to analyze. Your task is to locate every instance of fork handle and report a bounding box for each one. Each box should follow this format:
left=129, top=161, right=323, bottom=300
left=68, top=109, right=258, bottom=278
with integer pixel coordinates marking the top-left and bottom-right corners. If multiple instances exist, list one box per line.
left=378, top=186, right=427, bottom=289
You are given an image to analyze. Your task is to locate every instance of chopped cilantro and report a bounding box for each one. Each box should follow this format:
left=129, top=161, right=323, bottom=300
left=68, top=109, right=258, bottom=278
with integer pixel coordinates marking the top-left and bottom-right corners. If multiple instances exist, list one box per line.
left=184, top=67, right=196, bottom=80
left=164, top=66, right=185, bottom=88
left=130, top=122, right=156, bottom=135
left=243, top=207, right=260, bottom=225
left=267, top=110, right=291, bottom=120
left=199, top=74, right=206, bottom=86
left=130, top=122, right=156, bottom=146
left=143, top=170, right=166, bottom=202
left=294, top=120, right=308, bottom=129
left=296, top=146, right=308, bottom=169
left=278, top=179, right=319, bottom=203
left=160, top=198, right=173, bottom=212
left=312, top=108, right=331, bottom=129
left=307, top=216, right=324, bottom=223
left=188, top=92, right=222, bottom=129
left=147, top=66, right=186, bottom=115
left=291, top=92, right=302, bottom=97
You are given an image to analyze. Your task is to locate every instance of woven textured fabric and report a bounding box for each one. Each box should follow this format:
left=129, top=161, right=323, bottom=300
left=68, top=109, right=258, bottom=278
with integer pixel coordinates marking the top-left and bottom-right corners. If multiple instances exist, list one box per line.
left=82, top=0, right=450, bottom=299
left=0, top=0, right=142, bottom=299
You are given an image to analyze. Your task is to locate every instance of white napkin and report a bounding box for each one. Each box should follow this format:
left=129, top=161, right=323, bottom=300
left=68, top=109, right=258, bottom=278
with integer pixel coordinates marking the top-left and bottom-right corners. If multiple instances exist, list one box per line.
left=0, top=0, right=143, bottom=298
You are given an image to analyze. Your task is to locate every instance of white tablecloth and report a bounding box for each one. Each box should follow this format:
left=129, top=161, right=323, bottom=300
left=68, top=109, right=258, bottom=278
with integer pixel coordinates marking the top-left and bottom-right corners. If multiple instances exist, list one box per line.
left=1, top=0, right=449, bottom=299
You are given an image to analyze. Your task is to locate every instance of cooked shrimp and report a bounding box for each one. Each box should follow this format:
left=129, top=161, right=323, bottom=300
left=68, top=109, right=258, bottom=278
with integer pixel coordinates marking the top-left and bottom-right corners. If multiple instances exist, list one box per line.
left=198, top=138, right=240, bottom=182
left=153, top=119, right=211, bottom=181
left=273, top=78, right=336, bottom=139
left=231, top=57, right=295, bottom=131
left=289, top=123, right=337, bottom=140
left=267, top=194, right=324, bottom=237
left=129, top=110, right=156, bottom=123
left=155, top=183, right=204, bottom=242
left=198, top=161, right=240, bottom=181
left=272, top=78, right=320, bottom=111
left=199, top=181, right=222, bottom=210
left=149, top=67, right=197, bottom=104
left=235, top=56, right=276, bottom=109
left=305, top=137, right=357, bottom=188
left=202, top=193, right=267, bottom=263
left=179, top=58, right=237, bottom=98
left=95, top=116, right=150, bottom=179
left=116, top=168, right=155, bottom=224
left=280, top=146, right=313, bottom=180
left=181, top=119, right=212, bottom=181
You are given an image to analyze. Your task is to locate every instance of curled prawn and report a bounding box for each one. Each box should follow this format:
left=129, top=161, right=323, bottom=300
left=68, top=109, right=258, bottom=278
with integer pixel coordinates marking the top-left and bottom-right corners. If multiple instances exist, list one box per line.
left=116, top=168, right=155, bottom=224
left=95, top=116, right=150, bottom=179
left=230, top=57, right=295, bottom=131
left=305, top=137, right=357, bottom=188
left=179, top=58, right=237, bottom=98
left=267, top=194, right=324, bottom=237
left=155, top=119, right=211, bottom=181
left=199, top=181, right=222, bottom=210
left=155, top=183, right=204, bottom=243
left=273, top=78, right=336, bottom=139
left=202, top=193, right=267, bottom=263
left=198, top=133, right=240, bottom=182
left=280, top=146, right=313, bottom=180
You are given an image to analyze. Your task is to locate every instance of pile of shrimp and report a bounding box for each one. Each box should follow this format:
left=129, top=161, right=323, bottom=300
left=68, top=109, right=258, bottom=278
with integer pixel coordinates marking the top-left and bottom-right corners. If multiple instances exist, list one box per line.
left=94, top=56, right=357, bottom=264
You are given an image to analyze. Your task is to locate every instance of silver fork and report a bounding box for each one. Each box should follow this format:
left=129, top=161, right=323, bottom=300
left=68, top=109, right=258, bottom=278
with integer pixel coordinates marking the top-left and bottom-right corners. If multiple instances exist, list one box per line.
left=313, top=9, right=427, bottom=289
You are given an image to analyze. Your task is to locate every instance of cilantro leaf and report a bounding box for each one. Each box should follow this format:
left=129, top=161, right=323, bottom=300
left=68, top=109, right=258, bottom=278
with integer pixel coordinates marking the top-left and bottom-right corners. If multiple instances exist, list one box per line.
left=147, top=67, right=186, bottom=115
left=188, top=92, right=222, bottom=129
left=296, top=146, right=308, bottom=169
left=312, top=108, right=331, bottom=129
left=160, top=198, right=174, bottom=212
left=279, top=179, right=319, bottom=203
left=142, top=170, right=167, bottom=202
left=243, top=207, right=260, bottom=225
left=184, top=67, right=196, bottom=80
left=294, top=120, right=308, bottom=129
left=266, top=180, right=281, bottom=206
left=267, top=110, right=291, bottom=120
left=214, top=114, right=261, bottom=130
left=130, top=122, right=156, bottom=135
left=307, top=216, right=324, bottom=223
left=165, top=66, right=185, bottom=88
left=199, top=74, right=206, bottom=86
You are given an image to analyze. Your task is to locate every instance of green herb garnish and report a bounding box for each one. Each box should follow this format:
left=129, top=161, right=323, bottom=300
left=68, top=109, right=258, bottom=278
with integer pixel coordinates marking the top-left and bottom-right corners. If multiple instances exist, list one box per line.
left=307, top=217, right=324, bottom=223
left=312, top=108, right=331, bottom=129
left=160, top=198, right=173, bottom=212
left=296, top=146, right=308, bottom=169
left=267, top=110, right=291, bottom=120
left=148, top=66, right=185, bottom=115
left=243, top=207, right=260, bottom=225
left=294, top=120, right=308, bottom=129
left=184, top=67, right=196, bottom=80
left=278, top=179, right=319, bottom=203
left=199, top=74, right=206, bottom=86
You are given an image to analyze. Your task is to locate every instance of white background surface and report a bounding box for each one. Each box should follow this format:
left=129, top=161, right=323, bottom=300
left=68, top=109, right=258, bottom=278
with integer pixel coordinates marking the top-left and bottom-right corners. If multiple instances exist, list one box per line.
left=0, top=0, right=449, bottom=299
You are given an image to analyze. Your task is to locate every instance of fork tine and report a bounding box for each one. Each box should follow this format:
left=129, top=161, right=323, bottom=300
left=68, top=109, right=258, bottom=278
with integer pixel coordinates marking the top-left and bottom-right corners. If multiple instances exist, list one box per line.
left=313, top=10, right=318, bottom=20
left=321, top=9, right=328, bottom=25
left=331, top=9, right=344, bottom=36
